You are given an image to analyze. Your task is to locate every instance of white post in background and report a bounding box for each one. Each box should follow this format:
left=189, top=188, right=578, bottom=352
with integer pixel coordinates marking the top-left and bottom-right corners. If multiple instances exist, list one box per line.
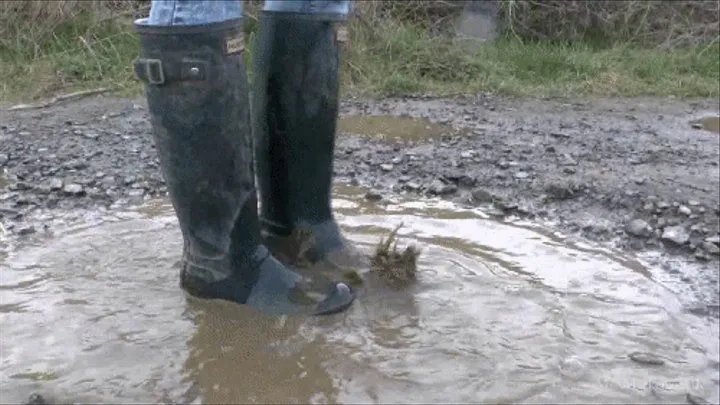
left=454, top=0, right=501, bottom=44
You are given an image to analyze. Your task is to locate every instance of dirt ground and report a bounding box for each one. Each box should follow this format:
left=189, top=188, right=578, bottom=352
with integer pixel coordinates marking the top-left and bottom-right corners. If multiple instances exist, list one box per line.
left=1, top=94, right=719, bottom=317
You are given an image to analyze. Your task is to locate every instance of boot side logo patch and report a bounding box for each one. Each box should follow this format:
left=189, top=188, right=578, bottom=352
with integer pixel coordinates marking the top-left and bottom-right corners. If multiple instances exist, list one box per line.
left=334, top=23, right=349, bottom=45
left=225, top=34, right=245, bottom=55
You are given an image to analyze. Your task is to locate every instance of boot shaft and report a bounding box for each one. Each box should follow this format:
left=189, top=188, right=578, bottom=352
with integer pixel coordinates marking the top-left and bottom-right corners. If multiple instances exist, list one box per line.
left=135, top=20, right=263, bottom=284
left=252, top=13, right=341, bottom=236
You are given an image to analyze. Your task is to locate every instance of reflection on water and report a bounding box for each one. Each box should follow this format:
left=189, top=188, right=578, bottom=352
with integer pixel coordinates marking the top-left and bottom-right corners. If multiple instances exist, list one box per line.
left=1, top=188, right=718, bottom=404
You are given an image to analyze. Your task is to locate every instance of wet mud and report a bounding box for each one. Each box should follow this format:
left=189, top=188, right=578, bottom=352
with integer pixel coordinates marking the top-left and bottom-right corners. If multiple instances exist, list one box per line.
left=2, top=94, right=717, bottom=314
left=1, top=190, right=719, bottom=404
left=0, top=94, right=719, bottom=403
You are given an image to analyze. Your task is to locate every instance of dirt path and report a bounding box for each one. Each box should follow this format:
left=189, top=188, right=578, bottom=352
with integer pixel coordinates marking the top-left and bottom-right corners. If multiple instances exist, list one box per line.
left=1, top=94, right=718, bottom=315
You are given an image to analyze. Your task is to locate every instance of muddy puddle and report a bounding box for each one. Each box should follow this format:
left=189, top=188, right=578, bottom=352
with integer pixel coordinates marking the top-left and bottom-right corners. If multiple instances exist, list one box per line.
left=1, top=186, right=719, bottom=404
left=338, top=115, right=465, bottom=141
left=690, top=116, right=720, bottom=134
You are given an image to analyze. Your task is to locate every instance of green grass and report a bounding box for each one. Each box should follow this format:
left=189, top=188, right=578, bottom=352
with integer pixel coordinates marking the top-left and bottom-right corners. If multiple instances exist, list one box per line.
left=1, top=13, right=718, bottom=104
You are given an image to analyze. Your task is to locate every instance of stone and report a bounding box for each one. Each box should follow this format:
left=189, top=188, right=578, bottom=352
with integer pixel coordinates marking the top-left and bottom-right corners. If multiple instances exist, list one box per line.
left=628, top=352, right=665, bottom=366
left=460, top=150, right=477, bottom=159
left=364, top=190, right=383, bottom=201
left=678, top=205, right=692, bottom=216
left=661, top=226, right=690, bottom=246
left=17, top=225, right=36, bottom=236
left=62, top=183, right=85, bottom=196
left=626, top=219, right=652, bottom=237
left=404, top=182, right=421, bottom=191
left=701, top=241, right=720, bottom=255
left=429, top=179, right=457, bottom=195
left=471, top=188, right=494, bottom=203
left=704, top=235, right=720, bottom=246
left=559, top=154, right=578, bottom=166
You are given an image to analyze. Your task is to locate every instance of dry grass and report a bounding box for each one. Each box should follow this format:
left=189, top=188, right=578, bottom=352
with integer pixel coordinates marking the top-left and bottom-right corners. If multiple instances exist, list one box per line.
left=355, top=0, right=719, bottom=47
left=502, top=0, right=719, bottom=47
left=0, top=0, right=718, bottom=102
left=2, top=0, right=717, bottom=46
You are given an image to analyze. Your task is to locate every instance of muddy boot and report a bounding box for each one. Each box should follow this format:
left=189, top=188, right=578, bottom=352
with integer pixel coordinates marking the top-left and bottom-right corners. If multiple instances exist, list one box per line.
left=133, top=19, right=353, bottom=316
left=252, top=12, right=367, bottom=273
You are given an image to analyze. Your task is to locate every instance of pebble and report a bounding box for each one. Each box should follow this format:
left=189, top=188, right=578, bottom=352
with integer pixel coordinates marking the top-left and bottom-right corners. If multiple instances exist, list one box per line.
left=514, top=171, right=529, bottom=179
left=705, top=235, right=720, bottom=246
left=558, top=356, right=586, bottom=380
left=701, top=241, right=720, bottom=255
left=563, top=167, right=577, bottom=174
left=17, top=225, right=36, bottom=235
left=0, top=206, right=21, bottom=218
left=62, top=184, right=85, bottom=196
left=662, top=226, right=690, bottom=245
left=49, top=179, right=63, bottom=191
left=471, top=188, right=494, bottom=203
left=678, top=205, right=692, bottom=216
left=694, top=250, right=709, bottom=261
left=545, top=184, right=574, bottom=201
left=364, top=190, right=383, bottom=201
left=380, top=163, right=394, bottom=172
left=429, top=180, right=457, bottom=195
left=404, top=182, right=421, bottom=191
left=460, top=150, right=476, bottom=159
left=559, top=154, right=578, bottom=166
left=626, top=219, right=652, bottom=237
left=628, top=351, right=665, bottom=366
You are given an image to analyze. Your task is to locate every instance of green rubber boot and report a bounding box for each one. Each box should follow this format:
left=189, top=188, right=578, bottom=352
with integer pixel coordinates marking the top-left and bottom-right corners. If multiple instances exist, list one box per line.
left=252, top=12, right=367, bottom=274
left=134, top=19, right=354, bottom=316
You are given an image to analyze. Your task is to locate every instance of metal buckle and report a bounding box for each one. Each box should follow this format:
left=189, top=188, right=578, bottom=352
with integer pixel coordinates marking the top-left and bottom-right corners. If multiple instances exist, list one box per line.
left=143, top=58, right=165, bottom=85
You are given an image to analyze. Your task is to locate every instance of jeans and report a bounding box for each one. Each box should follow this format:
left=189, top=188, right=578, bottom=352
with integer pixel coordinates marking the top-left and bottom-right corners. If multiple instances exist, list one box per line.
left=140, top=0, right=351, bottom=26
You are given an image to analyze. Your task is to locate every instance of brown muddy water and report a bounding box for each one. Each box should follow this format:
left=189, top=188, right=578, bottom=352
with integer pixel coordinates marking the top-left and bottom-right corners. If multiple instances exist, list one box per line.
left=1, top=186, right=718, bottom=404
left=690, top=116, right=720, bottom=134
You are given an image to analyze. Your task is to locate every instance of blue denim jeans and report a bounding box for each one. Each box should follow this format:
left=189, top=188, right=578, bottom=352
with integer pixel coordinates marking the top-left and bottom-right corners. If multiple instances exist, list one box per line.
left=140, top=0, right=351, bottom=26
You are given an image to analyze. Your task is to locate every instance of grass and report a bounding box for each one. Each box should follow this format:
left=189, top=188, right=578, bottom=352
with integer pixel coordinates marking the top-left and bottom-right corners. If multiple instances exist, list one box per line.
left=0, top=4, right=718, bottom=104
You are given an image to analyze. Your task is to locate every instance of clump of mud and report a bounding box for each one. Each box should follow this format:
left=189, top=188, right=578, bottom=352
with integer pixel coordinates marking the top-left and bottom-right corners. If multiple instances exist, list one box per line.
left=287, top=227, right=316, bottom=267
left=371, top=223, right=422, bottom=289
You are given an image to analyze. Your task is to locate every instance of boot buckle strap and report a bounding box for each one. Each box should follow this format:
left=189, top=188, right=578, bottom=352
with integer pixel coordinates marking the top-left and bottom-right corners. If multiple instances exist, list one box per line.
left=135, top=57, right=210, bottom=85
left=135, top=58, right=165, bottom=85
